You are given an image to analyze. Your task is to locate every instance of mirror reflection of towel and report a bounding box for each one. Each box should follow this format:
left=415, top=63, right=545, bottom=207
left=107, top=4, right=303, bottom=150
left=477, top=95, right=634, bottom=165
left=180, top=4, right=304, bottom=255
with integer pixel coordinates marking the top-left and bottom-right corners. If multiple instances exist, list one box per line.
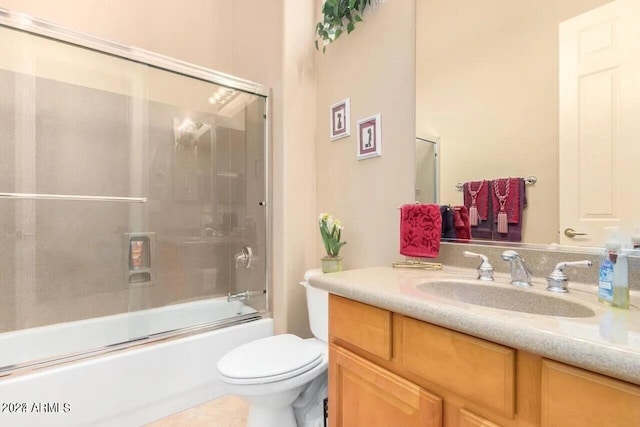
left=463, top=181, right=492, bottom=240
left=491, top=178, right=527, bottom=224
left=463, top=180, right=490, bottom=221
left=453, top=206, right=471, bottom=240
left=400, top=204, right=442, bottom=258
left=440, top=206, right=457, bottom=239
left=492, top=178, right=527, bottom=242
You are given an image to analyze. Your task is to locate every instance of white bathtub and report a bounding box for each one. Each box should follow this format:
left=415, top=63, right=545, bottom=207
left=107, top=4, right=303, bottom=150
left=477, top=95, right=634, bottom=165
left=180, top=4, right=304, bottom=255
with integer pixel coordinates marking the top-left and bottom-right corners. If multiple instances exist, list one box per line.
left=0, top=298, right=273, bottom=427
left=0, top=297, right=260, bottom=369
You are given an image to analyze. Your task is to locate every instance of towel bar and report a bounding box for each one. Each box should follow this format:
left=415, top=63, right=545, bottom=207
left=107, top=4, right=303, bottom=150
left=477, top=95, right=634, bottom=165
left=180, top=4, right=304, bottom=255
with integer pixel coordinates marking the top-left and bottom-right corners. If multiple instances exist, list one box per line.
left=455, top=176, right=537, bottom=191
left=392, top=260, right=443, bottom=270
left=0, top=192, right=147, bottom=203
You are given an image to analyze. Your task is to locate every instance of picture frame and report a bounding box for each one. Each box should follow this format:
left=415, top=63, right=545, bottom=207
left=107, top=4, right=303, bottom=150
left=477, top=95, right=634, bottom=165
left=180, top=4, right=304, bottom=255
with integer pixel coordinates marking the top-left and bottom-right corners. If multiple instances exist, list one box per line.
left=329, top=98, right=350, bottom=141
left=356, top=113, right=381, bottom=160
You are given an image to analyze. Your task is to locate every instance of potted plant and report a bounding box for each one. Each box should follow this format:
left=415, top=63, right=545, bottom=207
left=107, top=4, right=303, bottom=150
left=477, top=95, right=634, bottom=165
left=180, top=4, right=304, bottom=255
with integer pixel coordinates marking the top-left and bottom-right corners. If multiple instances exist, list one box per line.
left=315, top=0, right=374, bottom=53
left=318, top=213, right=347, bottom=272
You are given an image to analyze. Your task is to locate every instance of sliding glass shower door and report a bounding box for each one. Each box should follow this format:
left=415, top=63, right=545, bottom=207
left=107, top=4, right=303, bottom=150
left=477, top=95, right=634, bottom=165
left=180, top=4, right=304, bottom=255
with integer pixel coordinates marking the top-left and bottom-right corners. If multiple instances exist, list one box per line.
left=0, top=10, right=269, bottom=371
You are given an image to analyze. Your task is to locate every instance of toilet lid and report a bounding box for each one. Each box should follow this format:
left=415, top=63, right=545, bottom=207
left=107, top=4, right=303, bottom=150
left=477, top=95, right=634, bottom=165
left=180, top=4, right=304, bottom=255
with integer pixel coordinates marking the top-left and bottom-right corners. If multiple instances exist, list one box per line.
left=218, top=334, right=323, bottom=384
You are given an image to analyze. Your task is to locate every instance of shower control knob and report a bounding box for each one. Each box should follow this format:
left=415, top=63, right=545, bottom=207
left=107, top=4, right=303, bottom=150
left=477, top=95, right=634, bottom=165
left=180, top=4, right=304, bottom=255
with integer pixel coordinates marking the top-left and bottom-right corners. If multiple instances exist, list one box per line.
left=235, top=246, right=253, bottom=269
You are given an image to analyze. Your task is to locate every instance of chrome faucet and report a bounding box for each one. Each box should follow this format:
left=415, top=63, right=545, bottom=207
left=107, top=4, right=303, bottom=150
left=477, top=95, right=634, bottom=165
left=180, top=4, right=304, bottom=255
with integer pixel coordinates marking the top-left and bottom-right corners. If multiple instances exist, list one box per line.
left=546, top=260, right=592, bottom=293
left=501, top=250, right=532, bottom=287
left=463, top=251, right=494, bottom=281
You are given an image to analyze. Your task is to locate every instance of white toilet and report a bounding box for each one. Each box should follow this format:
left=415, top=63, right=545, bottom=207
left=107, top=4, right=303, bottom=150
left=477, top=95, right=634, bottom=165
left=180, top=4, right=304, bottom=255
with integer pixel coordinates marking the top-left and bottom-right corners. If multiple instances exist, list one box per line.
left=217, top=270, right=328, bottom=427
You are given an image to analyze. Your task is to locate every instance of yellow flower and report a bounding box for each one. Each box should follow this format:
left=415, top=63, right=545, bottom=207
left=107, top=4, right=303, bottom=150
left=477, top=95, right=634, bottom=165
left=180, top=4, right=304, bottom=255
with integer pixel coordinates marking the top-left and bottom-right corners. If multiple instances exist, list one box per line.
left=318, top=212, right=347, bottom=257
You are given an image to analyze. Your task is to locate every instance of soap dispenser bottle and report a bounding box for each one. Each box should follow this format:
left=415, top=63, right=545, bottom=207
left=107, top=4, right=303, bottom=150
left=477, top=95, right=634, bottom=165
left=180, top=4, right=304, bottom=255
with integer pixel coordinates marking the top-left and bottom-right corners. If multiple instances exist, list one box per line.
left=598, top=227, right=629, bottom=309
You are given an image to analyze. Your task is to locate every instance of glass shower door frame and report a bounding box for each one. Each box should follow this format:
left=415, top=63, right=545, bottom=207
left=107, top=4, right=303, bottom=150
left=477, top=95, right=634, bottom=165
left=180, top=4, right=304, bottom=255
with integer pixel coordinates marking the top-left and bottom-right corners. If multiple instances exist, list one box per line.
left=0, top=6, right=272, bottom=374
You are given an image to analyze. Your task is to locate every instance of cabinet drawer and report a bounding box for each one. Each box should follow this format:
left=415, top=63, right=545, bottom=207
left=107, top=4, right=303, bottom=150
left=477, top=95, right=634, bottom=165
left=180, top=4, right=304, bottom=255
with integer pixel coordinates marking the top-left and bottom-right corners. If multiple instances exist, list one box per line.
left=329, top=295, right=392, bottom=360
left=398, top=316, right=515, bottom=418
left=541, top=359, right=640, bottom=427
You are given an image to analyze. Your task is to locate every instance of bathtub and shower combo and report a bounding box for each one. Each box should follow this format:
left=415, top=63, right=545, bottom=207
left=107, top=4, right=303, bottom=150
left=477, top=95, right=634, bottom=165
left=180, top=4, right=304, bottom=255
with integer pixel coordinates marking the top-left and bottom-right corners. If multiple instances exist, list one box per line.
left=0, top=8, right=273, bottom=426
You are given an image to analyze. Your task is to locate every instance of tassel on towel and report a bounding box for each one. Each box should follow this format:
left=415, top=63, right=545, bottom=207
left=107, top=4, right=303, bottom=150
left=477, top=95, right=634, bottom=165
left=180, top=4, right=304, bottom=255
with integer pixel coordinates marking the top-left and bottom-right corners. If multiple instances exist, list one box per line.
left=497, top=210, right=508, bottom=234
left=493, top=178, right=527, bottom=243
left=493, top=178, right=510, bottom=234
left=469, top=205, right=479, bottom=227
left=463, top=180, right=489, bottom=227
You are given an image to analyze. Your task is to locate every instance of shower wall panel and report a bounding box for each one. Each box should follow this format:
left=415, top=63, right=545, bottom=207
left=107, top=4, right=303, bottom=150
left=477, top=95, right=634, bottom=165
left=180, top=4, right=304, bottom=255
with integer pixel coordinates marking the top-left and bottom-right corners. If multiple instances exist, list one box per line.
left=0, top=71, right=266, bottom=334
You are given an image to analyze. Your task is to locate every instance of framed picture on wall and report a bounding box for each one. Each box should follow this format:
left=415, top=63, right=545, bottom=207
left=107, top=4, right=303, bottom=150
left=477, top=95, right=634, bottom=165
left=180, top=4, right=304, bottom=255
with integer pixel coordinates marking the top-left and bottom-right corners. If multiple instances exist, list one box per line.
left=356, top=113, right=381, bottom=160
left=329, top=98, right=350, bottom=141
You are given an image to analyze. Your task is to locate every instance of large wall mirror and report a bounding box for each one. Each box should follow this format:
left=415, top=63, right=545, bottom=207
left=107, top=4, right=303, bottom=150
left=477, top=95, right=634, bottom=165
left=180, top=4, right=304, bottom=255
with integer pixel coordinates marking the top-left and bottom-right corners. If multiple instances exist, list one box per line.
left=416, top=0, right=640, bottom=248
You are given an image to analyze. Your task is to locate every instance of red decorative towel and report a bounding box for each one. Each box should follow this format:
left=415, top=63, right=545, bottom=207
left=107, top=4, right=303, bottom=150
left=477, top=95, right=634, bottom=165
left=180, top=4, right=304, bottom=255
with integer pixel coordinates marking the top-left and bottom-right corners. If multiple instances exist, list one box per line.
left=463, top=180, right=489, bottom=223
left=400, top=204, right=442, bottom=258
left=453, top=206, right=471, bottom=240
left=491, top=178, right=522, bottom=224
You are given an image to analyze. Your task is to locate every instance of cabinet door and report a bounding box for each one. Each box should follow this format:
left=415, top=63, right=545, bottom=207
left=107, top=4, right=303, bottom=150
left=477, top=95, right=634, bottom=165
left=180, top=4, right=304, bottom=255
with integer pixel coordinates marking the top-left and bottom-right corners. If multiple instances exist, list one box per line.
left=329, top=344, right=442, bottom=427
left=399, top=316, right=515, bottom=418
left=541, top=360, right=640, bottom=427
left=459, top=408, right=502, bottom=427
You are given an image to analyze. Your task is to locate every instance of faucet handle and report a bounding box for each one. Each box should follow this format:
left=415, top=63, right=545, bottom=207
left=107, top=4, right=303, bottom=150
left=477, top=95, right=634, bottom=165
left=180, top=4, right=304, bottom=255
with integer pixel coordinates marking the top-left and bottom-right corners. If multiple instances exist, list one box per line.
left=463, top=251, right=494, bottom=281
left=235, top=246, right=253, bottom=269
left=546, top=260, right=592, bottom=293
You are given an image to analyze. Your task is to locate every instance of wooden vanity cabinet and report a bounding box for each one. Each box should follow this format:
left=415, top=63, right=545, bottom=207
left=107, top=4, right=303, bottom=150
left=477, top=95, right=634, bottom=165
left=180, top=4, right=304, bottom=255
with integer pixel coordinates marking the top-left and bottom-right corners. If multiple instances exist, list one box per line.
left=328, top=294, right=640, bottom=427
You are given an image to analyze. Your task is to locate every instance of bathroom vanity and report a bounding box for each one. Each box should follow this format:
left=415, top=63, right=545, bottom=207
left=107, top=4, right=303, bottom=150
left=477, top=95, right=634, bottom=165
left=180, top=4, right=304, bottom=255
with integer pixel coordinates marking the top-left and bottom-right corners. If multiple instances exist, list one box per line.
left=310, top=267, right=640, bottom=427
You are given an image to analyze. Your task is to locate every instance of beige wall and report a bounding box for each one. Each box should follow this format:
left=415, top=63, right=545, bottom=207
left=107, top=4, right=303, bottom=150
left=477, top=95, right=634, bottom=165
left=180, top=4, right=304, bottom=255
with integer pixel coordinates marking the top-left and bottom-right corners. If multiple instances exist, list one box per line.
left=314, top=0, right=416, bottom=269
left=416, top=0, right=609, bottom=244
left=276, top=0, right=317, bottom=337
left=0, top=0, right=234, bottom=71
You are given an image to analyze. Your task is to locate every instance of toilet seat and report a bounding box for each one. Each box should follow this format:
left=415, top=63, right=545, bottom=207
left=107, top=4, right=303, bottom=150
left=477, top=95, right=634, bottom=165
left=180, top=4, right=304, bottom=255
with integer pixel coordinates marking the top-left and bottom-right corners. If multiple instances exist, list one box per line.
left=218, top=334, right=323, bottom=385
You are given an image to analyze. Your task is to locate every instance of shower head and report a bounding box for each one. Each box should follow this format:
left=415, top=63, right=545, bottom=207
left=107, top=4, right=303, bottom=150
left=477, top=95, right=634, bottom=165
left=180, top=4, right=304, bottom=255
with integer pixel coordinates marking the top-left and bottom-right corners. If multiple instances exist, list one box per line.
left=174, top=119, right=211, bottom=149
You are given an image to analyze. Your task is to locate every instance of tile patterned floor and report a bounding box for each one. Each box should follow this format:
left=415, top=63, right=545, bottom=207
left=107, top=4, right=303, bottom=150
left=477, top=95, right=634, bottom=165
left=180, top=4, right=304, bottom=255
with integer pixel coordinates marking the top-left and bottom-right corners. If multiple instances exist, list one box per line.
left=146, top=394, right=248, bottom=427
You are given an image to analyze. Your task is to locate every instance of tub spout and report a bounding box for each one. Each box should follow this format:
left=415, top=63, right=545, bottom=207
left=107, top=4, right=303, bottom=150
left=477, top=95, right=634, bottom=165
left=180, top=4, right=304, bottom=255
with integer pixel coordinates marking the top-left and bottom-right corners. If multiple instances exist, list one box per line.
left=227, top=289, right=265, bottom=303
left=227, top=290, right=249, bottom=302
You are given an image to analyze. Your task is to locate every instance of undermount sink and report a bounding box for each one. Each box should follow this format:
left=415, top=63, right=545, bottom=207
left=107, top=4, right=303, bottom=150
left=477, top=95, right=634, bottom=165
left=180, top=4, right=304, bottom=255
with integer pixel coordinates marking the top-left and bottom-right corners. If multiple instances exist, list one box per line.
left=417, top=280, right=596, bottom=318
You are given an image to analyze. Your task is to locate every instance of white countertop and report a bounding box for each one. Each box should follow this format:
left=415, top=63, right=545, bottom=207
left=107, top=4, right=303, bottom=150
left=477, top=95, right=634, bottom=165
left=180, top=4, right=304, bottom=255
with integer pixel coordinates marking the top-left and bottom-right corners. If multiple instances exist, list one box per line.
left=309, top=266, right=640, bottom=385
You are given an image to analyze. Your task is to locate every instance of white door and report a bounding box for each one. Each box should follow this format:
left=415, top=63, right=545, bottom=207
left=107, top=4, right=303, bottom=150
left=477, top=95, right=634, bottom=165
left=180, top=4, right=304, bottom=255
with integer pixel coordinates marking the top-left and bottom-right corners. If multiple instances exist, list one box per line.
left=559, top=0, right=640, bottom=246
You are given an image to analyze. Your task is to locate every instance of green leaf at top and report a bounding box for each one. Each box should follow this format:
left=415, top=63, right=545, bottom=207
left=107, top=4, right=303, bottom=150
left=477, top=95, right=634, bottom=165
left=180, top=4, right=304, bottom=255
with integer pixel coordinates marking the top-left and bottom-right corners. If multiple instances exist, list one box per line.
left=315, top=0, right=374, bottom=53
left=347, top=22, right=355, bottom=34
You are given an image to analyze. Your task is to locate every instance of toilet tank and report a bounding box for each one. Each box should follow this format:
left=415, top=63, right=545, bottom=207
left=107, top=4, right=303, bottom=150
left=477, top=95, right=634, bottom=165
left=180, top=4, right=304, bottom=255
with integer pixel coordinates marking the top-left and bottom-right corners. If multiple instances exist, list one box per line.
left=302, top=269, right=328, bottom=342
